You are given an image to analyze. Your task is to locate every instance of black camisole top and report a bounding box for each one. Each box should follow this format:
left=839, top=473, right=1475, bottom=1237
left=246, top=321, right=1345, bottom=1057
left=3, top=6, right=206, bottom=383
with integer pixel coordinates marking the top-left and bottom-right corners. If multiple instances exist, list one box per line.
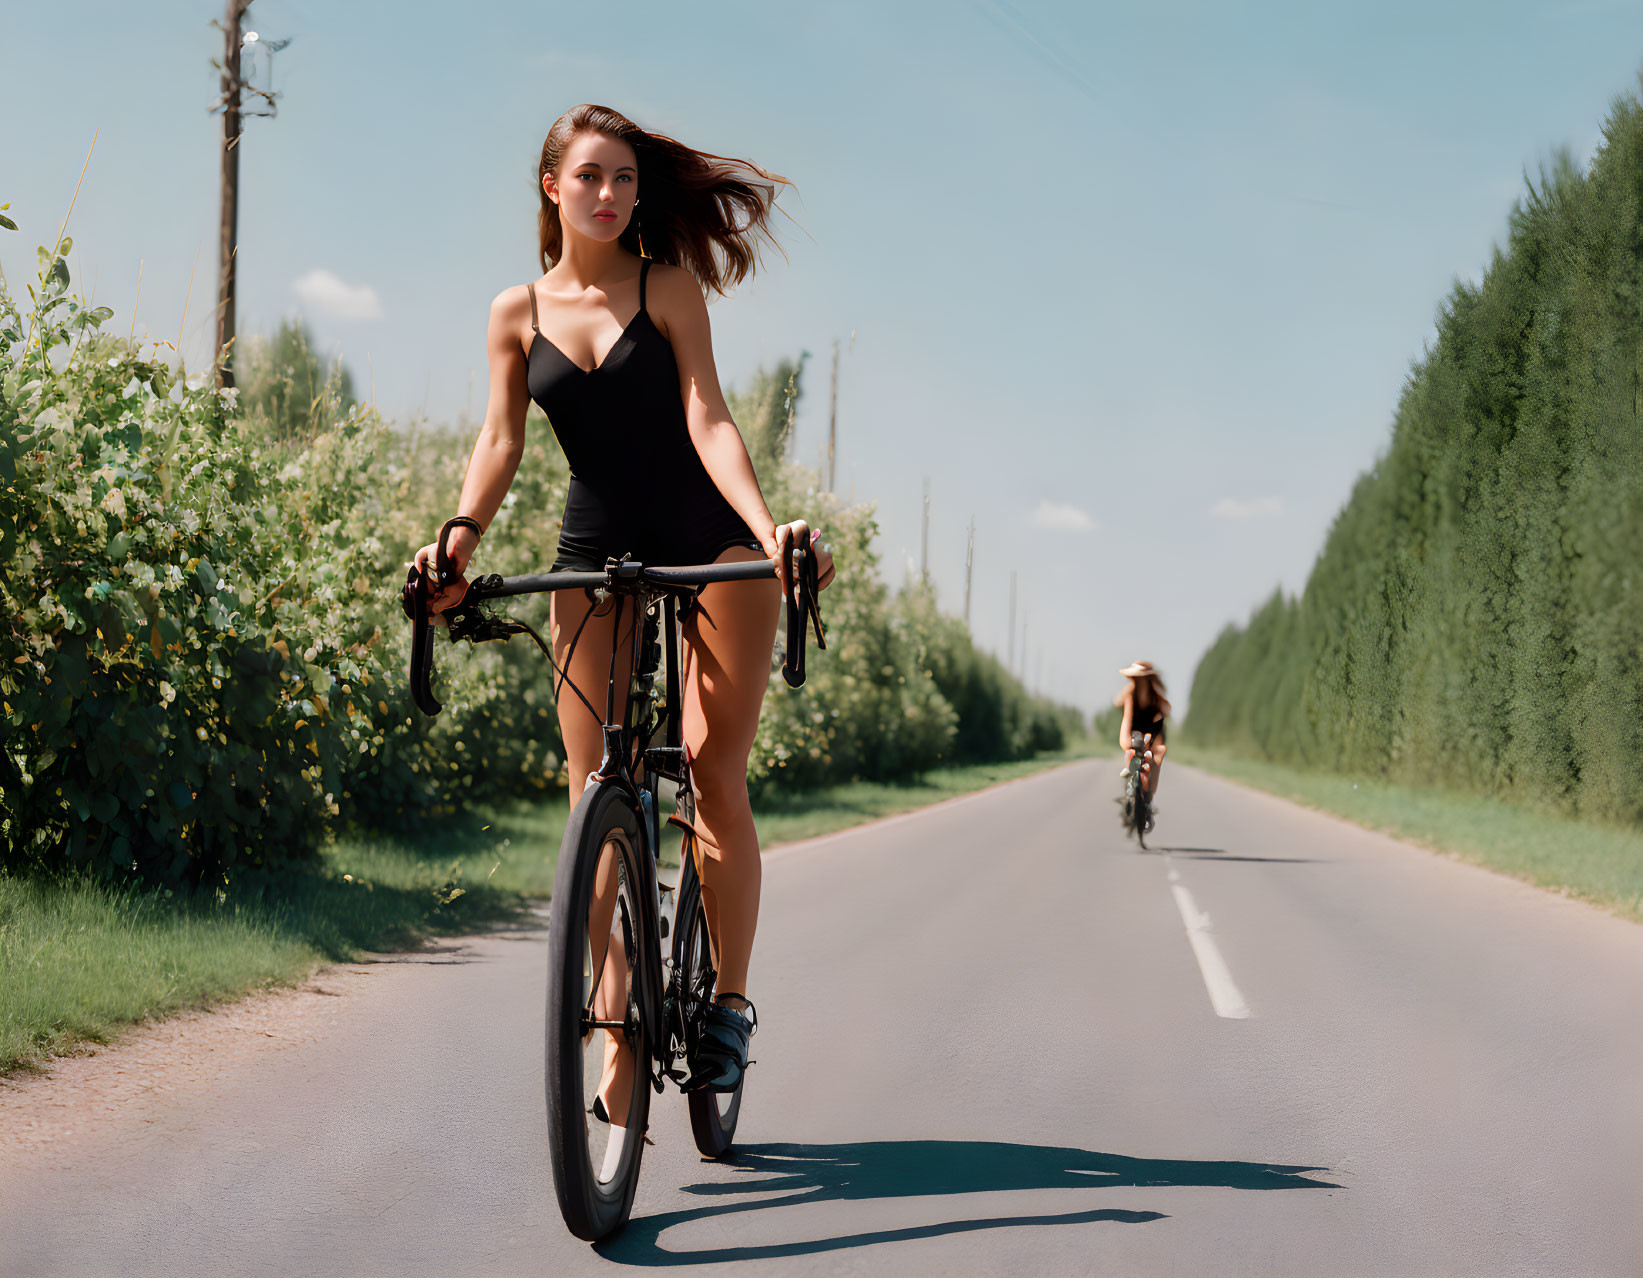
left=1132, top=692, right=1166, bottom=740
left=524, top=258, right=762, bottom=572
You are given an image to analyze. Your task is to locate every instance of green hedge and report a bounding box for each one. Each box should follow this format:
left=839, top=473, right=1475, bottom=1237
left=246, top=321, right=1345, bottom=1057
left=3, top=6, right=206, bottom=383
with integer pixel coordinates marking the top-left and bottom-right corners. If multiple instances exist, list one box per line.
left=1186, top=82, right=1643, bottom=825
left=0, top=230, right=573, bottom=883
left=2, top=242, right=344, bottom=882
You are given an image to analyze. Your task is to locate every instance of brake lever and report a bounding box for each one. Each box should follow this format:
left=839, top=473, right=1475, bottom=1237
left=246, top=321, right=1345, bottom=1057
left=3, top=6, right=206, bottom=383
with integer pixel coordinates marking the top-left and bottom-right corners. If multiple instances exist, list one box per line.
left=803, top=548, right=826, bottom=651
left=404, top=562, right=442, bottom=716
left=780, top=545, right=825, bottom=688
left=402, top=516, right=481, bottom=717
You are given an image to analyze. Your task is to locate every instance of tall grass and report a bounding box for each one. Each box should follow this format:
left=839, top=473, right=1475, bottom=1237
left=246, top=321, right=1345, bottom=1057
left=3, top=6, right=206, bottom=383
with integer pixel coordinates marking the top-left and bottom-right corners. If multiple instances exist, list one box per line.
left=0, top=816, right=542, bottom=1073
left=1181, top=748, right=1643, bottom=922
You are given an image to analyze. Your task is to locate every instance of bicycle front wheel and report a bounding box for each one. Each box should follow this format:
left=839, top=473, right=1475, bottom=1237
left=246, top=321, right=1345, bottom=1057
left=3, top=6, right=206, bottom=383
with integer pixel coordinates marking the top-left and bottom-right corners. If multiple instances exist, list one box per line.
left=674, top=847, right=745, bottom=1158
left=546, top=781, right=654, bottom=1242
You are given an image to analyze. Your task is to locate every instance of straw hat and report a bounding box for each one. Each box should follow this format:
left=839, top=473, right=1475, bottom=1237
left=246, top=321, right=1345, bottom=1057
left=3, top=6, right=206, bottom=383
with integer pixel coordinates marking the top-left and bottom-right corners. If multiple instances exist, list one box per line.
left=1118, top=661, right=1155, bottom=679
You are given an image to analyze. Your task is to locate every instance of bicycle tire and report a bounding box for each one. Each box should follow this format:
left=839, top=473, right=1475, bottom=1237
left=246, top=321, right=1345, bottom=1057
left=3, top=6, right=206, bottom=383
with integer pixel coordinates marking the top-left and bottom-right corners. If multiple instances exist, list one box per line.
left=1121, top=764, right=1139, bottom=838
left=546, top=781, right=654, bottom=1242
left=674, top=846, right=745, bottom=1158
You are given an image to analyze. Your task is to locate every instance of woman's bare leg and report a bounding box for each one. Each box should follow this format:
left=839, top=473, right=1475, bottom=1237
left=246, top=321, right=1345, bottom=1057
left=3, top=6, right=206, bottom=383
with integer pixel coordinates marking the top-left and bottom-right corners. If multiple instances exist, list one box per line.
left=552, top=586, right=637, bottom=1124
left=1146, top=739, right=1166, bottom=795
left=681, top=546, right=782, bottom=1002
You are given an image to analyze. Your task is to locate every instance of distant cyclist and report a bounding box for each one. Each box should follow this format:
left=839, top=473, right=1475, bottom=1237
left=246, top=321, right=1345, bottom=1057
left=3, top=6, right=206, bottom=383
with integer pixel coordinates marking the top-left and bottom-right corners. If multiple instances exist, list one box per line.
left=1115, top=661, right=1171, bottom=802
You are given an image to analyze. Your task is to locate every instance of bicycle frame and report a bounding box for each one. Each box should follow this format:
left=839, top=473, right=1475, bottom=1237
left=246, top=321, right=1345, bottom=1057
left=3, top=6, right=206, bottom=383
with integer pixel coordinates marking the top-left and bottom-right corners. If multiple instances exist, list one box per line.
left=1125, top=730, right=1155, bottom=839
left=400, top=525, right=826, bottom=1088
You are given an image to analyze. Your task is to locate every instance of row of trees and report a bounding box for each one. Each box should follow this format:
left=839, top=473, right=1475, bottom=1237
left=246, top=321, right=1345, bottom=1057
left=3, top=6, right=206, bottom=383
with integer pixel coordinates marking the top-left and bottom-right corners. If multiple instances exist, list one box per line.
left=1, top=228, right=1082, bottom=884
left=1186, top=84, right=1643, bottom=826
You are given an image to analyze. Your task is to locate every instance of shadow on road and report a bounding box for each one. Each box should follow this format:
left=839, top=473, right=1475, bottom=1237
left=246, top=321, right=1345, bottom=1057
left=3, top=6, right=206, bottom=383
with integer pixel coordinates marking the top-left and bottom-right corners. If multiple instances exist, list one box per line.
left=1154, top=847, right=1325, bottom=863
left=597, top=1139, right=1337, bottom=1265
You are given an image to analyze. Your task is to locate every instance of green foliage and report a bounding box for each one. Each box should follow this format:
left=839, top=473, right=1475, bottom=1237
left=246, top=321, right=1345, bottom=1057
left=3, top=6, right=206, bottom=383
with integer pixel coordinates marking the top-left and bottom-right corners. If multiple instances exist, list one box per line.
left=727, top=354, right=804, bottom=485
left=235, top=316, right=357, bottom=444
left=1, top=229, right=340, bottom=884
left=1187, top=83, right=1643, bottom=825
left=730, top=362, right=1083, bottom=792
left=895, top=582, right=1083, bottom=763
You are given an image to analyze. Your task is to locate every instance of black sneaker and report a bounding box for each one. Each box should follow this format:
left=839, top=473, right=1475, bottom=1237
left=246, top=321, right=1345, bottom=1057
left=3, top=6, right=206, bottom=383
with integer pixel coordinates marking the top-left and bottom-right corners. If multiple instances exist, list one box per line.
left=685, top=997, right=757, bottom=1093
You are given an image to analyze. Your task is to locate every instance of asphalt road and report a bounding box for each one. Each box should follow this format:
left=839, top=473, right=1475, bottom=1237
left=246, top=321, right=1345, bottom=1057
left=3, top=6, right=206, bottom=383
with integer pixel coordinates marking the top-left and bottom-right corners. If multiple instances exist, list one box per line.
left=4, top=759, right=1641, bottom=1276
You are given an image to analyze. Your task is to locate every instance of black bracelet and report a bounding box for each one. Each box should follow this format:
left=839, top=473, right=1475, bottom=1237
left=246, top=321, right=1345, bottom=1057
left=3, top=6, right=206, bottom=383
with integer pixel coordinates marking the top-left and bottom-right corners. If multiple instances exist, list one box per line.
left=436, top=516, right=484, bottom=584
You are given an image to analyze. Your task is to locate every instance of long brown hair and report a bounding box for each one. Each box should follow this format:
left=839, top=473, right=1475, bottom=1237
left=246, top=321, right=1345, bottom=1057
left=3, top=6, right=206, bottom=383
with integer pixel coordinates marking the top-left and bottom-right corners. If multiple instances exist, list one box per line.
left=1116, top=671, right=1172, bottom=718
left=537, top=104, right=790, bottom=294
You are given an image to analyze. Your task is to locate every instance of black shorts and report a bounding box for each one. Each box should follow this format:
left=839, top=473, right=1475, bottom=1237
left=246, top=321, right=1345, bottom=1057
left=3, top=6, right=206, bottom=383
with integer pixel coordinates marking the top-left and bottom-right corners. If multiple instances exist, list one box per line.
left=549, top=535, right=765, bottom=575
left=550, top=473, right=765, bottom=574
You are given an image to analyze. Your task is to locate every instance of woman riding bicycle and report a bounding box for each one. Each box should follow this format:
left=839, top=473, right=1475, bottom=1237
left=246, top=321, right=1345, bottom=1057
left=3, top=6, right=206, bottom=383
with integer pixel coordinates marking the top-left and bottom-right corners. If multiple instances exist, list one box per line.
left=1116, top=661, right=1170, bottom=798
left=413, top=104, right=835, bottom=1150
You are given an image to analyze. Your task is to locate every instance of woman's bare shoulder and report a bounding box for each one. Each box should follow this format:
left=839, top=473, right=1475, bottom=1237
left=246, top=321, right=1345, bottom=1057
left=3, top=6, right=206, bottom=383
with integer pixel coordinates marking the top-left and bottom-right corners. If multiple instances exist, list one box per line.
left=482, top=283, right=538, bottom=361
left=488, top=281, right=537, bottom=321
left=645, top=261, right=706, bottom=310
left=644, top=262, right=706, bottom=342
left=644, top=260, right=695, bottom=289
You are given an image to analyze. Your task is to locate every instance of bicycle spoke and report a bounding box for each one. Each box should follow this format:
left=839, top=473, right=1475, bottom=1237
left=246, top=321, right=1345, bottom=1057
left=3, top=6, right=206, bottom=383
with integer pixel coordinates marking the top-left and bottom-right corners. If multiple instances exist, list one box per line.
left=581, top=834, right=638, bottom=1182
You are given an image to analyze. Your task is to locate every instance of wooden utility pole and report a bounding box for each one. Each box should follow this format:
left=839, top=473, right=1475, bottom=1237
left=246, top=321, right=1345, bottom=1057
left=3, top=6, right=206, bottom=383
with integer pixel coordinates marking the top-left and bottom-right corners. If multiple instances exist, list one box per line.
left=920, top=476, right=931, bottom=584
left=963, top=517, right=974, bottom=627
left=826, top=337, right=839, bottom=491
left=211, top=3, right=284, bottom=389
left=215, top=0, right=248, bottom=388
left=1007, top=571, right=1017, bottom=671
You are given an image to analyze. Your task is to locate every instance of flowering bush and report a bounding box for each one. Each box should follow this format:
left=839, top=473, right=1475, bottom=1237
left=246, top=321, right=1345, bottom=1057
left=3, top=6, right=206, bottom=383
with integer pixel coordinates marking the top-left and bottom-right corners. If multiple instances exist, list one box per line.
left=0, top=224, right=569, bottom=883
left=0, top=230, right=341, bottom=881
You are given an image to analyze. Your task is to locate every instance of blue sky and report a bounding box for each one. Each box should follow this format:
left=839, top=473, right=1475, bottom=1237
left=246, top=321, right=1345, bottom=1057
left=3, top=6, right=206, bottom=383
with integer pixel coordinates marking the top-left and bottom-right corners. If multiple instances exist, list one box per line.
left=7, top=1, right=1643, bottom=716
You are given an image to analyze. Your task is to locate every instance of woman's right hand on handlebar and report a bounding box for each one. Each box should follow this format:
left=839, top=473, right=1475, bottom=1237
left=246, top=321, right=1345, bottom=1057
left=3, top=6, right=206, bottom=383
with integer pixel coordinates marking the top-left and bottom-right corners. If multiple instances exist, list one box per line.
left=412, top=525, right=480, bottom=614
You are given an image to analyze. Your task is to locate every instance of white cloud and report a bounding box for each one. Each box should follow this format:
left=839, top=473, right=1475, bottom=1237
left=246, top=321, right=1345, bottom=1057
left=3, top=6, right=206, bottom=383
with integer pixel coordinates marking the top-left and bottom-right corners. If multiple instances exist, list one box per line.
left=292, top=268, right=382, bottom=320
left=1031, top=498, right=1097, bottom=532
left=1210, top=496, right=1285, bottom=520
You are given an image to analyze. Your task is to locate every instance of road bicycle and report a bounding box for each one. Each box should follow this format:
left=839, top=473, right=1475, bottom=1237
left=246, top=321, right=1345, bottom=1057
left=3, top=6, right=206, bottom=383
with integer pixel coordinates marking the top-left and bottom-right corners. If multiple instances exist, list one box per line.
left=402, top=517, right=826, bottom=1241
left=1120, top=730, right=1157, bottom=849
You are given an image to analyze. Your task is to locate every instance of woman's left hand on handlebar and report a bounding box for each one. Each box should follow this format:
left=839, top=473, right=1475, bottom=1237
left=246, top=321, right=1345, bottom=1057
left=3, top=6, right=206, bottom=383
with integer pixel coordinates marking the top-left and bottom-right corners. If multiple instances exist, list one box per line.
left=411, top=525, right=479, bottom=615
left=768, top=520, right=837, bottom=601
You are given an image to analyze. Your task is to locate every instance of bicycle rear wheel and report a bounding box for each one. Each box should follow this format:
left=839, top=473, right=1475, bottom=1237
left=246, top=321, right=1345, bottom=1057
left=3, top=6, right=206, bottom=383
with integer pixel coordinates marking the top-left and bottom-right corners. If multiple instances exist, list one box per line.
left=674, top=847, right=745, bottom=1158
left=545, top=781, right=654, bottom=1241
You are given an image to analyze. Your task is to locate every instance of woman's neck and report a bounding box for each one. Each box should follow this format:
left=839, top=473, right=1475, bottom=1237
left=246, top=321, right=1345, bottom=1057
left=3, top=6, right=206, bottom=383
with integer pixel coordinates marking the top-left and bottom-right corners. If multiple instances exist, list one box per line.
left=552, top=232, right=631, bottom=289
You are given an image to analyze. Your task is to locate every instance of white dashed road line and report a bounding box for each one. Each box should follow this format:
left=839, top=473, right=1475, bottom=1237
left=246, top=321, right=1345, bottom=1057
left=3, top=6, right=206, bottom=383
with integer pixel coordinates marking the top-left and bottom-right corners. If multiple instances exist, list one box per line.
left=1167, top=861, right=1252, bottom=1019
